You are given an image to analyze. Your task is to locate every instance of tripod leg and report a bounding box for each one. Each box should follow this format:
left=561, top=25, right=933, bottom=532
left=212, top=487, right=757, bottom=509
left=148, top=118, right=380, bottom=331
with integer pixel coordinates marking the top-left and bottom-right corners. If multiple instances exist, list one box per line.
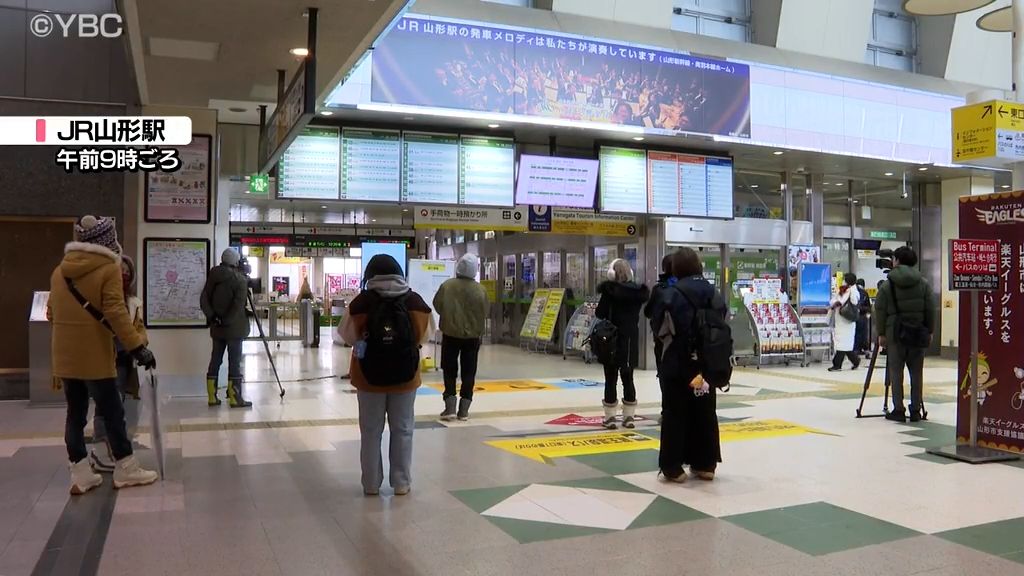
left=857, top=339, right=878, bottom=417
left=248, top=291, right=286, bottom=398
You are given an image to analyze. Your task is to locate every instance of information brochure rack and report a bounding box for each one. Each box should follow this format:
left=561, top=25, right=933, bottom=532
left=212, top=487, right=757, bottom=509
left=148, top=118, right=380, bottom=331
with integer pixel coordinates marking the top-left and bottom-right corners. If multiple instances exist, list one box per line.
left=563, top=296, right=599, bottom=363
left=519, top=288, right=566, bottom=353
left=741, top=279, right=806, bottom=368
left=796, top=261, right=834, bottom=366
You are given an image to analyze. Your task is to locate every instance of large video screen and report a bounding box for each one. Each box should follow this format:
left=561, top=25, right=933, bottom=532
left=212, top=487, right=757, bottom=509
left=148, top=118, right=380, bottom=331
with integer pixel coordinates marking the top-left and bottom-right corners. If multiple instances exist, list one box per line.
left=371, top=16, right=751, bottom=138
left=515, top=154, right=598, bottom=208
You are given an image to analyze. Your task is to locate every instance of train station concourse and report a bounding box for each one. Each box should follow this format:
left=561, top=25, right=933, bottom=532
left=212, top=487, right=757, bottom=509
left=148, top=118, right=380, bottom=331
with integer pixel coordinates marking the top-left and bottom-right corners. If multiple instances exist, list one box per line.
left=4, top=0, right=1024, bottom=575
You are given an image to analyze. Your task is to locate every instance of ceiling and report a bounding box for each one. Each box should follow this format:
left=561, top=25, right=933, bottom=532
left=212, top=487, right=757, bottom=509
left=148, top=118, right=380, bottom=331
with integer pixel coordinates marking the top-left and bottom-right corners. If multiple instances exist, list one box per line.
left=129, top=0, right=410, bottom=122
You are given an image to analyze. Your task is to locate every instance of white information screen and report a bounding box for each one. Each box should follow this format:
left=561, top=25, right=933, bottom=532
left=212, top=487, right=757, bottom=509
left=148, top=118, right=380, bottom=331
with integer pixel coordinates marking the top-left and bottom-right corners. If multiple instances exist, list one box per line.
left=646, top=151, right=733, bottom=218
left=598, top=147, right=648, bottom=214
left=278, top=127, right=340, bottom=200
left=402, top=132, right=459, bottom=204
left=459, top=136, right=514, bottom=207
left=341, top=128, right=401, bottom=202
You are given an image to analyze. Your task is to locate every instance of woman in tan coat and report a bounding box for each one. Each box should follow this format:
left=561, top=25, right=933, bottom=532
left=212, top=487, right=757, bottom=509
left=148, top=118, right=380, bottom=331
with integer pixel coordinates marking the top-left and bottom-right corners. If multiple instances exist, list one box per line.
left=48, top=215, right=158, bottom=494
left=341, top=254, right=431, bottom=496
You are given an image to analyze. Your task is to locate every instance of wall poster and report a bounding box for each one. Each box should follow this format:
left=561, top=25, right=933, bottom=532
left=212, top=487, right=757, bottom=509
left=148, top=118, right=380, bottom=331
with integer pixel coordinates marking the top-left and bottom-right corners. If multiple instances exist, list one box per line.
left=143, top=238, right=210, bottom=328
left=957, top=192, right=1024, bottom=452
left=145, top=135, right=212, bottom=223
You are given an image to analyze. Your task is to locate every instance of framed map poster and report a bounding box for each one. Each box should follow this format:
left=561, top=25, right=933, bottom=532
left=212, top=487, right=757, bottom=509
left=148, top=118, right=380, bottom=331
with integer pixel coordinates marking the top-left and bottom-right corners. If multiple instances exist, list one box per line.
left=144, top=134, right=212, bottom=223
left=143, top=238, right=210, bottom=328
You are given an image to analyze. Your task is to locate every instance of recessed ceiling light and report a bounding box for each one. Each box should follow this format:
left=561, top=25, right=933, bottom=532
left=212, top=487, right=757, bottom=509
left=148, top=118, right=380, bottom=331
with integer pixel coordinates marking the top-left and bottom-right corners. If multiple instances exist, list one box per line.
left=487, top=123, right=500, bottom=128
left=402, top=208, right=409, bottom=212
left=290, top=47, right=309, bottom=57
left=836, top=182, right=844, bottom=186
left=750, top=184, right=759, bottom=189
left=772, top=150, right=784, bottom=155
left=632, top=136, right=645, bottom=141
left=403, top=116, right=415, bottom=121
left=371, top=219, right=377, bottom=222
left=918, top=166, right=928, bottom=171
left=823, top=182, right=830, bottom=185
left=1002, top=184, right=1011, bottom=189
left=320, top=110, right=333, bottom=116
left=320, top=205, right=327, bottom=208
left=884, top=172, right=894, bottom=176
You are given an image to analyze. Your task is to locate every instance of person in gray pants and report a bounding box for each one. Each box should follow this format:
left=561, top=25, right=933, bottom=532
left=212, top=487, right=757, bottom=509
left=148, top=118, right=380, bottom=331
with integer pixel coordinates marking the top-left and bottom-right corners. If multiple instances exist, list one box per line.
left=873, top=246, right=936, bottom=423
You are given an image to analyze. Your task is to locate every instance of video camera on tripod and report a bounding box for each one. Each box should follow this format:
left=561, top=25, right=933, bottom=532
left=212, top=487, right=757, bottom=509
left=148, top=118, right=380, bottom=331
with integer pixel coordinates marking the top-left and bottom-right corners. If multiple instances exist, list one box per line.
left=875, top=248, right=894, bottom=273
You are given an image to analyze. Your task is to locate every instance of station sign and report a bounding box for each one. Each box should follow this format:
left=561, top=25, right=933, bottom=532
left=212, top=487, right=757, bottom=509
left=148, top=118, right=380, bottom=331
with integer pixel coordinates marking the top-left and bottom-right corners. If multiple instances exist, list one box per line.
left=414, top=205, right=637, bottom=237
left=949, top=238, right=1000, bottom=291
left=952, top=99, right=1024, bottom=165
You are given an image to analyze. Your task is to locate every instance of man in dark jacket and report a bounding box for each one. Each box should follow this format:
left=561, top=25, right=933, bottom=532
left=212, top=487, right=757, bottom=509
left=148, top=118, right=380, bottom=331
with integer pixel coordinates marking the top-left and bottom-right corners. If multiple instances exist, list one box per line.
left=200, top=249, right=251, bottom=408
left=874, top=246, right=936, bottom=422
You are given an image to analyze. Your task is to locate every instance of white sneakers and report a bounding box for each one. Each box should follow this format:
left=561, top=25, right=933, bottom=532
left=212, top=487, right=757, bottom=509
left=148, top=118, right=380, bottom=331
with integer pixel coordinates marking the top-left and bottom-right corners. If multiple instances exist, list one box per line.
left=69, top=459, right=103, bottom=495
left=71, top=454, right=158, bottom=494
left=113, top=455, right=158, bottom=489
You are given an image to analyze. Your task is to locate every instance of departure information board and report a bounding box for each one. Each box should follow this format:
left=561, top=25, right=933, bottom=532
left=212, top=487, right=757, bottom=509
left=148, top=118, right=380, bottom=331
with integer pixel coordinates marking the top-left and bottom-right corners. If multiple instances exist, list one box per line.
left=341, top=129, right=401, bottom=202
left=598, top=147, right=733, bottom=218
left=646, top=152, right=733, bottom=218
left=401, top=132, right=459, bottom=204
left=459, top=136, right=514, bottom=207
left=598, top=147, right=648, bottom=214
left=278, top=127, right=340, bottom=200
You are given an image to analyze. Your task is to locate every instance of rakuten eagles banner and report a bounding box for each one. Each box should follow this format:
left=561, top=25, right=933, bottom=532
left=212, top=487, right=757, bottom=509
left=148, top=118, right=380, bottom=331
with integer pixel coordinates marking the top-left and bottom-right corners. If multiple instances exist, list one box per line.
left=372, top=16, right=751, bottom=138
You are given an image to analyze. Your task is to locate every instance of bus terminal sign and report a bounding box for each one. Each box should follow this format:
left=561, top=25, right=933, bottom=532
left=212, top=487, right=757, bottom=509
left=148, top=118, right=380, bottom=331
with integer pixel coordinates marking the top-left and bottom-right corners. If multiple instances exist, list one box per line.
left=949, top=238, right=1000, bottom=291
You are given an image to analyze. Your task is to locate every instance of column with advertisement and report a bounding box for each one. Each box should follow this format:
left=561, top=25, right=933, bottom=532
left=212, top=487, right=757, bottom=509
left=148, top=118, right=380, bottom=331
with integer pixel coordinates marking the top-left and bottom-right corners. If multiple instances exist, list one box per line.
left=954, top=193, right=1024, bottom=453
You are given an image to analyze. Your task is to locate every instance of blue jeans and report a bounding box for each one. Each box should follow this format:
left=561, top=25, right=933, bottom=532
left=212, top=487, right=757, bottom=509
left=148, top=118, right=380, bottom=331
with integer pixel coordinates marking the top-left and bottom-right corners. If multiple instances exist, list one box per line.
left=356, top=390, right=416, bottom=492
left=207, top=338, right=243, bottom=379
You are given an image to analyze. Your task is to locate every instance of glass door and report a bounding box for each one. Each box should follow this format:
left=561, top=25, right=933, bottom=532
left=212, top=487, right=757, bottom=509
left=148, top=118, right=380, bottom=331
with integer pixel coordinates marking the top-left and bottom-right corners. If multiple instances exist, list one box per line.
left=593, top=245, right=618, bottom=288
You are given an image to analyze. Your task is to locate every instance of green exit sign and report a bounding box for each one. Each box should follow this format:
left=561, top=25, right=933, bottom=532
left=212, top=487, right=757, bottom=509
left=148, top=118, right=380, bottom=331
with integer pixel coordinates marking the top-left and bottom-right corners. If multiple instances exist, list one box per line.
left=249, top=173, right=270, bottom=195
left=870, top=230, right=897, bottom=240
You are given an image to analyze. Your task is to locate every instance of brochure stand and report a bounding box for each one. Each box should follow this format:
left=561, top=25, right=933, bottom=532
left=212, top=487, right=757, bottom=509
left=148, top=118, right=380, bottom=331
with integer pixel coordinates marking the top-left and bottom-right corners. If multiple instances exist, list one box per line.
left=741, top=280, right=805, bottom=368
left=563, top=296, right=599, bottom=363
left=797, top=309, right=832, bottom=366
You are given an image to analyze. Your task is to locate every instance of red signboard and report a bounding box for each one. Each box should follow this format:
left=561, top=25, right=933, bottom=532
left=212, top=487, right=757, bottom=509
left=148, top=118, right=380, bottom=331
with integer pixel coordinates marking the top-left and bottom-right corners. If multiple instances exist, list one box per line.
left=957, top=193, right=1024, bottom=452
left=949, top=239, right=1000, bottom=291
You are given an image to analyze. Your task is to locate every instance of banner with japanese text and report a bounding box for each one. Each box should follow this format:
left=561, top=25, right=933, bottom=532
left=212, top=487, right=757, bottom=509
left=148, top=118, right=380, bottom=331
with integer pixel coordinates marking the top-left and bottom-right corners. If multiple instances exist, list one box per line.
left=957, top=192, right=1024, bottom=452
left=372, top=16, right=751, bottom=138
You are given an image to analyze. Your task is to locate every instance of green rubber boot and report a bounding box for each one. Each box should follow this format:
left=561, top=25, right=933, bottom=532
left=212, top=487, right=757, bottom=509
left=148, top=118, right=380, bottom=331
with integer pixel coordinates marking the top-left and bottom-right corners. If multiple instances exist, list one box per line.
left=206, top=377, right=221, bottom=407
left=227, top=378, right=252, bottom=409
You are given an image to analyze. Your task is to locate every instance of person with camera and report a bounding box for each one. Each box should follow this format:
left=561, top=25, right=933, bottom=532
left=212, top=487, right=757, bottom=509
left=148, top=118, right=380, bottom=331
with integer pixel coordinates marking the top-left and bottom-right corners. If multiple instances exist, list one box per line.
left=200, top=248, right=252, bottom=408
left=874, top=246, right=936, bottom=422
left=828, top=273, right=861, bottom=372
left=48, top=215, right=159, bottom=494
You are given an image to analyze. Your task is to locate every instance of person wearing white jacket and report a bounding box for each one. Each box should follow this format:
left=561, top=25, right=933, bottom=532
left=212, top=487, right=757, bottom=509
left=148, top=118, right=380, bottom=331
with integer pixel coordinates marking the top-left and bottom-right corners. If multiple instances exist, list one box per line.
left=829, top=272, right=861, bottom=372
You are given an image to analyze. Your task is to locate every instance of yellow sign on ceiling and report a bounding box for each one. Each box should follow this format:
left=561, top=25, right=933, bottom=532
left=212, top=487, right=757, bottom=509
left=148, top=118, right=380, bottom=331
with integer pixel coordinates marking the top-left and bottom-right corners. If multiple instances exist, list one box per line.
left=952, top=99, right=1024, bottom=164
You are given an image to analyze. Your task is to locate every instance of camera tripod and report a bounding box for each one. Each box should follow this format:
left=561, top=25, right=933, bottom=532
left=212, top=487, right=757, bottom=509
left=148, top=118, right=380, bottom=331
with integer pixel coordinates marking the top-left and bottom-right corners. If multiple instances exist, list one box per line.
left=855, top=336, right=926, bottom=420
left=247, top=288, right=285, bottom=398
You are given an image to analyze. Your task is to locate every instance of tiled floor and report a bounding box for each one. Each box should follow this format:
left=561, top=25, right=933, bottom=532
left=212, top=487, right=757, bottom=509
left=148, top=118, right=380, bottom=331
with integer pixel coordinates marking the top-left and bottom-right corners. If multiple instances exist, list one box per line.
left=0, top=339, right=1021, bottom=575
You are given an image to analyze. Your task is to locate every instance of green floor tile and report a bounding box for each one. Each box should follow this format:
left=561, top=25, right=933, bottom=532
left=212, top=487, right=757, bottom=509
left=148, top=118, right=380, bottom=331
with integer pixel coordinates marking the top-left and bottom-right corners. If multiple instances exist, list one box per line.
left=906, top=452, right=959, bottom=465
left=938, top=518, right=1024, bottom=556
left=451, top=484, right=528, bottom=513
left=1001, top=550, right=1024, bottom=565
left=486, top=516, right=612, bottom=544
left=725, top=502, right=919, bottom=556
left=570, top=450, right=659, bottom=476
left=549, top=475, right=651, bottom=494
left=628, top=496, right=707, bottom=529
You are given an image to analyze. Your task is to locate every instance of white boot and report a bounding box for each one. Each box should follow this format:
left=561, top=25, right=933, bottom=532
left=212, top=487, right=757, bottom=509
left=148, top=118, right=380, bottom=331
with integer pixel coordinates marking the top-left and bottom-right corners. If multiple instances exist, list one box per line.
left=113, top=455, right=158, bottom=489
left=70, top=458, right=102, bottom=495
left=622, top=401, right=637, bottom=429
left=602, top=402, right=618, bottom=430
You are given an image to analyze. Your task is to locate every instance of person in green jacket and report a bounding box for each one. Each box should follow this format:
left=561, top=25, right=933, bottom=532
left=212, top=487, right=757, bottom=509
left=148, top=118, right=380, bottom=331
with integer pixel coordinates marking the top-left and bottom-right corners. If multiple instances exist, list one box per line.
left=200, top=249, right=252, bottom=408
left=874, top=246, right=936, bottom=423
left=433, top=253, right=489, bottom=421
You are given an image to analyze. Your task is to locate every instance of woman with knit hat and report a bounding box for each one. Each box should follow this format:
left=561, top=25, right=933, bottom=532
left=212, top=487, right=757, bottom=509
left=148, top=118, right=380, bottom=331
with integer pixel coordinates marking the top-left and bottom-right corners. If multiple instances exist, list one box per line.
left=341, top=254, right=431, bottom=496
left=48, top=215, right=159, bottom=494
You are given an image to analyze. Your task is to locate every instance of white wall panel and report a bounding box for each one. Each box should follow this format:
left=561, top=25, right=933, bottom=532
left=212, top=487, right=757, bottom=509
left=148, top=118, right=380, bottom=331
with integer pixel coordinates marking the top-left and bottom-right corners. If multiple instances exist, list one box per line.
left=776, top=0, right=874, bottom=64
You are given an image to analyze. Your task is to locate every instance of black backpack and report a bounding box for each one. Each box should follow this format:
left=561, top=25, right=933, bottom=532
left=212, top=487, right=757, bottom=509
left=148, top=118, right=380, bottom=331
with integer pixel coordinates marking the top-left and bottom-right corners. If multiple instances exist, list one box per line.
left=584, top=319, right=619, bottom=365
left=677, top=285, right=733, bottom=391
left=361, top=295, right=419, bottom=386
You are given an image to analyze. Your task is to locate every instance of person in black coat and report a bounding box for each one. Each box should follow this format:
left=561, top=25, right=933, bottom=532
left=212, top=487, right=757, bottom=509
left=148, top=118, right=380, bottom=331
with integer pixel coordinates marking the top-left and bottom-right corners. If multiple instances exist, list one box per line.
left=595, top=258, right=650, bottom=429
left=854, top=279, right=872, bottom=356
left=200, top=249, right=252, bottom=408
left=644, top=254, right=676, bottom=377
left=649, top=248, right=723, bottom=483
